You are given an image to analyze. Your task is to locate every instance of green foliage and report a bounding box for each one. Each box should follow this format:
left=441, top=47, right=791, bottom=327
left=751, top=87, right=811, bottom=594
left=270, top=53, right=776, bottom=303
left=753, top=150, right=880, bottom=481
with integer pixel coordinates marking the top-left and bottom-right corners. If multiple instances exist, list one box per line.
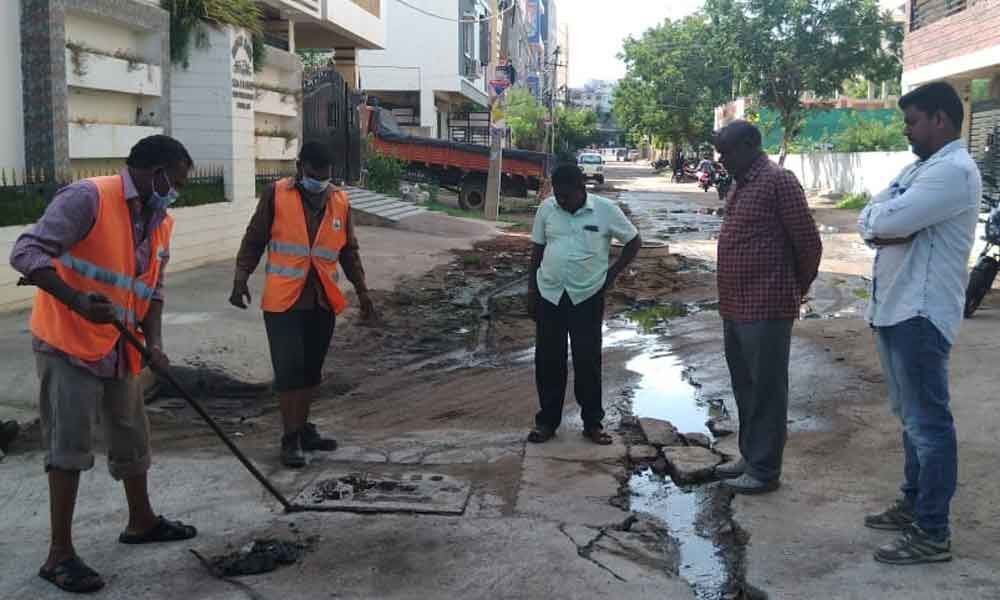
left=833, top=111, right=908, bottom=152
left=555, top=106, right=600, bottom=156
left=613, top=15, right=732, bottom=149
left=297, top=49, right=333, bottom=72
left=705, top=0, right=903, bottom=163
left=842, top=78, right=871, bottom=99
left=365, top=146, right=405, bottom=196
left=505, top=88, right=547, bottom=151
left=972, top=79, right=992, bottom=103
left=836, top=192, right=871, bottom=210
left=161, top=0, right=264, bottom=70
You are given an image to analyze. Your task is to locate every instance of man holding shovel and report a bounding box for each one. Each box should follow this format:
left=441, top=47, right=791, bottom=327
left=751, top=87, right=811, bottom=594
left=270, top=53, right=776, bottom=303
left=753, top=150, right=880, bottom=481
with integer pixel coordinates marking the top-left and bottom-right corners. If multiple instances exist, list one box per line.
left=230, top=142, right=377, bottom=468
left=9, top=135, right=198, bottom=594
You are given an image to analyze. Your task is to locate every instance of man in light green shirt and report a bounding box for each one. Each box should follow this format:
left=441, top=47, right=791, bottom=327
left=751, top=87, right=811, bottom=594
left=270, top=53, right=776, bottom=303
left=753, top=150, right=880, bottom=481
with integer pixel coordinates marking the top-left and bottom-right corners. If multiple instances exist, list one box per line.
left=526, top=165, right=641, bottom=445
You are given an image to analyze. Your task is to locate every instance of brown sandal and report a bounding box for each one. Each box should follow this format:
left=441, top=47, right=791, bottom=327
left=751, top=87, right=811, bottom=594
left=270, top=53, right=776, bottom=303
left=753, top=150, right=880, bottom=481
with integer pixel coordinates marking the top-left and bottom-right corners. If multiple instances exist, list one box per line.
left=583, top=428, right=613, bottom=445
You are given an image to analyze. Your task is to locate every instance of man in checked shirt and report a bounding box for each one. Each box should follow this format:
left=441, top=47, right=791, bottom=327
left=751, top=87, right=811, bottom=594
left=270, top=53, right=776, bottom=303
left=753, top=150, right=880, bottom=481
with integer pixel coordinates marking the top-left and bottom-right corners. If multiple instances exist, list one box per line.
left=712, top=121, right=823, bottom=494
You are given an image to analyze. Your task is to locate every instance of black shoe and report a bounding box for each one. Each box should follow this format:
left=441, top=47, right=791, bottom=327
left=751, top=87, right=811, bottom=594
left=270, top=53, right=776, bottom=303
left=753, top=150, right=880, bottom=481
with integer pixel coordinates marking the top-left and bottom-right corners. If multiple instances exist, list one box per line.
left=280, top=431, right=306, bottom=468
left=0, top=420, right=18, bottom=454
left=865, top=499, right=916, bottom=531
left=301, top=422, right=338, bottom=452
left=874, top=524, right=952, bottom=565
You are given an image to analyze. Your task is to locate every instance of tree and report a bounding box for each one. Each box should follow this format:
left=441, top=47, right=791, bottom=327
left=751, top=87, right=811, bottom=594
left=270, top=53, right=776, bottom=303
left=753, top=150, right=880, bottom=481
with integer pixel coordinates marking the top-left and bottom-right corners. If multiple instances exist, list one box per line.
left=833, top=111, right=908, bottom=152
left=505, top=88, right=547, bottom=151
left=613, top=16, right=733, bottom=152
left=704, top=0, right=902, bottom=164
left=554, top=106, right=600, bottom=159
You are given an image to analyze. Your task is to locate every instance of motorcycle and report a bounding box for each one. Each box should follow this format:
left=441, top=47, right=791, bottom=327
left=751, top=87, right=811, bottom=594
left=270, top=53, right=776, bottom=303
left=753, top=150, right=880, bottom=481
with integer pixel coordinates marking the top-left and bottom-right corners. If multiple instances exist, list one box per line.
left=964, top=176, right=1000, bottom=318
left=697, top=170, right=713, bottom=192
left=714, top=171, right=733, bottom=200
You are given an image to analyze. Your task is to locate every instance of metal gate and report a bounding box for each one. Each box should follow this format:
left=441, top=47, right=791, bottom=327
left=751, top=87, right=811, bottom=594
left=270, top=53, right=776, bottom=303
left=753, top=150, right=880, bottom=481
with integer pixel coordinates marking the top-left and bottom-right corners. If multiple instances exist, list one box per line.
left=970, top=99, right=1000, bottom=197
left=303, top=69, right=362, bottom=184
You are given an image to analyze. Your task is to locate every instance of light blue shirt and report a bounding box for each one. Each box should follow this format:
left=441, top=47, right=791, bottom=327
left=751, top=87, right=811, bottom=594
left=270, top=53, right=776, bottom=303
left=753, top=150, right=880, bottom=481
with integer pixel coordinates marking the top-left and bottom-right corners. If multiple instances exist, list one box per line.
left=858, top=140, right=981, bottom=343
left=531, top=194, right=639, bottom=306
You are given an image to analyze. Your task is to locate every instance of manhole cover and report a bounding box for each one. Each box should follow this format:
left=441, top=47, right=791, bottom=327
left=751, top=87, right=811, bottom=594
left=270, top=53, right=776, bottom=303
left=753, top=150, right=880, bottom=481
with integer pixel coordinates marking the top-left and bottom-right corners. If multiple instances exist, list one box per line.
left=292, top=471, right=471, bottom=515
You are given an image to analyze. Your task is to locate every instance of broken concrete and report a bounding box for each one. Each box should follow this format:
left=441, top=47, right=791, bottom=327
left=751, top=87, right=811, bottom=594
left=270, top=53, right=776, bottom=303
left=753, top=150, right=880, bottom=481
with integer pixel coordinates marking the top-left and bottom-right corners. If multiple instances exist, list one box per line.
left=682, top=432, right=713, bottom=449
left=638, top=418, right=683, bottom=447
left=627, top=444, right=660, bottom=462
left=661, top=446, right=723, bottom=484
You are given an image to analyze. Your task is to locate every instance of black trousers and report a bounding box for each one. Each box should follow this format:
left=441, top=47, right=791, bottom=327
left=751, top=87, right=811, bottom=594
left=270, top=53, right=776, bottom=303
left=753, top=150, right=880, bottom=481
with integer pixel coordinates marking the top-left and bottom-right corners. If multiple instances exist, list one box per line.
left=723, top=319, right=794, bottom=482
left=535, top=291, right=605, bottom=431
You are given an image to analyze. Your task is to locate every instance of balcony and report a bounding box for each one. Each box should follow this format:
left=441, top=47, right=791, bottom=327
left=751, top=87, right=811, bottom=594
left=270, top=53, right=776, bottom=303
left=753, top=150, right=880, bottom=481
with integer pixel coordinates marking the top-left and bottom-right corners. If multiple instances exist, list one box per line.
left=259, top=0, right=384, bottom=49
left=910, top=0, right=967, bottom=31
left=68, top=123, right=163, bottom=159
left=65, top=48, right=162, bottom=97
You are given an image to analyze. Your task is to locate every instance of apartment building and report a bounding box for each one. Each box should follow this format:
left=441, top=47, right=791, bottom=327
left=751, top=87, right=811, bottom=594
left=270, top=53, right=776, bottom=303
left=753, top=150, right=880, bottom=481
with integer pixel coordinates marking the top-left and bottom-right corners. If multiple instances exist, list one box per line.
left=902, top=0, right=1000, bottom=189
left=357, top=0, right=491, bottom=139
left=0, top=0, right=385, bottom=203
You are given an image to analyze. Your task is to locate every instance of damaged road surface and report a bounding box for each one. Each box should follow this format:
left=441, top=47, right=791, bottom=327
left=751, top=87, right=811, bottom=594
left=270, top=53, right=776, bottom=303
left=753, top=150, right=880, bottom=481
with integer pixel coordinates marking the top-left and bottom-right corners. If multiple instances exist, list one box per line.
left=4, top=163, right=1000, bottom=599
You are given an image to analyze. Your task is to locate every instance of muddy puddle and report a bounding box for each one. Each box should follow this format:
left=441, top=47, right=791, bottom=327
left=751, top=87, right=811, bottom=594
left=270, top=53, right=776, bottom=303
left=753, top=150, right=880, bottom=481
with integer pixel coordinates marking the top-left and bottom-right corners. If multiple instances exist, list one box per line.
left=619, top=192, right=723, bottom=245
left=630, top=470, right=732, bottom=599
left=202, top=537, right=315, bottom=577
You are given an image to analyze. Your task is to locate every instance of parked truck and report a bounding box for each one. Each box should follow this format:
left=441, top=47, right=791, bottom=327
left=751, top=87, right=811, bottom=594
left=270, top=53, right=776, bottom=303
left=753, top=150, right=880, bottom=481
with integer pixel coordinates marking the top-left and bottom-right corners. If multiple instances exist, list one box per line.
left=358, top=104, right=553, bottom=210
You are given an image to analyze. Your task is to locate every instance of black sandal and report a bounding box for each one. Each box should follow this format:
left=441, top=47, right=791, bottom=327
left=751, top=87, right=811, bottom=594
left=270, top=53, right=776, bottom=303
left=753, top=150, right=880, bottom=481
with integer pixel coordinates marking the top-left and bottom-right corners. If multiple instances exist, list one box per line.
left=583, top=428, right=613, bottom=445
left=527, top=427, right=556, bottom=444
left=38, top=556, right=105, bottom=594
left=119, top=516, right=197, bottom=544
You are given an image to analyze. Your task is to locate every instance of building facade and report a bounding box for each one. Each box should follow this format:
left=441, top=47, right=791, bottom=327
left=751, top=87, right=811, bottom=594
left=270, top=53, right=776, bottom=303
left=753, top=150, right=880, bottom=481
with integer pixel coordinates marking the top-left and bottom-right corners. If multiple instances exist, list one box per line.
left=902, top=0, right=1000, bottom=190
left=357, top=0, right=490, bottom=139
left=2, top=0, right=385, bottom=202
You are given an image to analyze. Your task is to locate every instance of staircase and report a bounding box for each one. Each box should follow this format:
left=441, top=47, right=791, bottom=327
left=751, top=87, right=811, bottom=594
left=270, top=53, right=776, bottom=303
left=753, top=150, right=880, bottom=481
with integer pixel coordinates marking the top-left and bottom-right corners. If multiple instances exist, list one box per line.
left=343, top=186, right=426, bottom=225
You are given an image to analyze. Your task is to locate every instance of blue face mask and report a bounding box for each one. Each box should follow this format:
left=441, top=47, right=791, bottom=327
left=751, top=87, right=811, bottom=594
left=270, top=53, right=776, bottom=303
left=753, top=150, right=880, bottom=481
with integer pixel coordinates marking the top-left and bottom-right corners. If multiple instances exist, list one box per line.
left=150, top=171, right=178, bottom=210
left=300, top=176, right=330, bottom=195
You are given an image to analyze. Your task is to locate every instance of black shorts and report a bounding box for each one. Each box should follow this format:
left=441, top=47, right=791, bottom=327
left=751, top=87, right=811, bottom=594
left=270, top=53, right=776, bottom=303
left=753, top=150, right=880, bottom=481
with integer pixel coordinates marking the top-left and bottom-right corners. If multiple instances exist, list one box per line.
left=263, top=309, right=336, bottom=392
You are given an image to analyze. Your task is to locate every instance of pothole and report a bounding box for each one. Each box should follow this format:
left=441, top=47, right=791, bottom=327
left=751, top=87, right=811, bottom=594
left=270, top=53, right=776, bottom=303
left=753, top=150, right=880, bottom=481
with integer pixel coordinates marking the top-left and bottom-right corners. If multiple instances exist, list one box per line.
left=292, top=470, right=471, bottom=515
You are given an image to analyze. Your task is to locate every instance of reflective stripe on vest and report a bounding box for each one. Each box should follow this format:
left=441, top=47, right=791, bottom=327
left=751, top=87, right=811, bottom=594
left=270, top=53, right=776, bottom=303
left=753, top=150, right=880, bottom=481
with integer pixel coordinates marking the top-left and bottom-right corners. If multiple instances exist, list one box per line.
left=29, top=175, right=173, bottom=373
left=58, top=254, right=156, bottom=301
left=260, top=179, right=349, bottom=314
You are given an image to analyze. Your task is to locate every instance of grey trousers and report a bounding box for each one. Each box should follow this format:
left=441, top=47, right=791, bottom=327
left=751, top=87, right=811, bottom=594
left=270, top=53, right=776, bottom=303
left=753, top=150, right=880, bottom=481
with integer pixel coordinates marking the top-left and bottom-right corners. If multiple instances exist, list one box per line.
left=723, top=319, right=794, bottom=482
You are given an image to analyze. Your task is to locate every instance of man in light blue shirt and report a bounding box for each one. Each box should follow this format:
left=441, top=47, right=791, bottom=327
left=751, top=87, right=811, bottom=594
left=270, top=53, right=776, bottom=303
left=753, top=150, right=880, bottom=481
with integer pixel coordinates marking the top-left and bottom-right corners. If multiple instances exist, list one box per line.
left=526, top=165, right=641, bottom=445
left=857, top=82, right=981, bottom=565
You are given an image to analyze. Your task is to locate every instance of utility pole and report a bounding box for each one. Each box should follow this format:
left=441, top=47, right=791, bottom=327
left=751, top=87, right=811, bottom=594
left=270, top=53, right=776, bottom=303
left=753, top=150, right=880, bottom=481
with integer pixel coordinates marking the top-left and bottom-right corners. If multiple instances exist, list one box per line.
left=546, top=45, right=561, bottom=158
left=484, top=0, right=502, bottom=221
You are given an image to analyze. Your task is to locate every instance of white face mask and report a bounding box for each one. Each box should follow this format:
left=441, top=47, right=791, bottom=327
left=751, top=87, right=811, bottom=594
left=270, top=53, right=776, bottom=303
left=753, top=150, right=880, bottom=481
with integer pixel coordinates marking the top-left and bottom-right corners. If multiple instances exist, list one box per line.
left=150, top=171, right=178, bottom=210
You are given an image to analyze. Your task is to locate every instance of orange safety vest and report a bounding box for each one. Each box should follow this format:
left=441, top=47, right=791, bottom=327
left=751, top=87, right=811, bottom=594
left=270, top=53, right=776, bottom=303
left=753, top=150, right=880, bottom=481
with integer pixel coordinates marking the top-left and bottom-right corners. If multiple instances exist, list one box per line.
left=30, top=175, right=174, bottom=375
left=260, top=179, right=349, bottom=314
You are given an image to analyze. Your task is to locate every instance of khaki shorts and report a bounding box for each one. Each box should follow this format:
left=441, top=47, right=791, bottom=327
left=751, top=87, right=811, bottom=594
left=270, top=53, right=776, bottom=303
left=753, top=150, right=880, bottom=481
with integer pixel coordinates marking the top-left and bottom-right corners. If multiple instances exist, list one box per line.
left=36, top=352, right=151, bottom=480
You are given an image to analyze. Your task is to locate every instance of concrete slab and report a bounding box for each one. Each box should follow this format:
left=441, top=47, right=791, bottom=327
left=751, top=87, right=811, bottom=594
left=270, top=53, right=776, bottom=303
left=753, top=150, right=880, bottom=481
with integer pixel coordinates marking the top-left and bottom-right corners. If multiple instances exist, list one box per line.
left=661, top=446, right=723, bottom=485
left=638, top=418, right=683, bottom=447
left=524, top=432, right=625, bottom=463
left=516, top=457, right=626, bottom=526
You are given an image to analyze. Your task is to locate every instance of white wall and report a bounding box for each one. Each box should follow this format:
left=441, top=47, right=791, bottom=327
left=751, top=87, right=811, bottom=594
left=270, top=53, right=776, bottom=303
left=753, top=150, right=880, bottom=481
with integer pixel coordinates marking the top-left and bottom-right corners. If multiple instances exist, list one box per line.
left=0, top=200, right=255, bottom=311
left=358, top=0, right=460, bottom=133
left=0, top=1, right=24, bottom=171
left=774, top=151, right=914, bottom=197
left=324, top=0, right=386, bottom=49
left=170, top=25, right=256, bottom=204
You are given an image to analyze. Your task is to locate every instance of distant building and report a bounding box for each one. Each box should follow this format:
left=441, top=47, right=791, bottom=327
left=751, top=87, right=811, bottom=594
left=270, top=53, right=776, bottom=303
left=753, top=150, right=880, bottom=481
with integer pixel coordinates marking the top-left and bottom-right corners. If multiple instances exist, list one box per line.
left=358, top=0, right=491, bottom=139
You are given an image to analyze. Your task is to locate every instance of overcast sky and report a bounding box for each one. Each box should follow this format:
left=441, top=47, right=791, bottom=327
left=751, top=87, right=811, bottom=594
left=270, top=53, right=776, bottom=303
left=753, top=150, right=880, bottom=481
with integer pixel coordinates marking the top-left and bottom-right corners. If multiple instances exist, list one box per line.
left=562, top=0, right=704, bottom=87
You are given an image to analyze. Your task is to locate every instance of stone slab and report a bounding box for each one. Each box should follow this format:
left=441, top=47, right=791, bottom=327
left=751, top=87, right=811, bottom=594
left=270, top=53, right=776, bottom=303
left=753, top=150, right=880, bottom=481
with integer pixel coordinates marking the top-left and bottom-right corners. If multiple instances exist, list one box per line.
left=638, top=418, right=683, bottom=447
left=661, top=446, right=723, bottom=484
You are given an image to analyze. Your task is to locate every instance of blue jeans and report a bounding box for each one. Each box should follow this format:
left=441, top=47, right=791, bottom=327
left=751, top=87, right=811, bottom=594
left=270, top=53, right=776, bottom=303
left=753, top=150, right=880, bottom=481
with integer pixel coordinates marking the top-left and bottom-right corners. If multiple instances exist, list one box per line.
left=874, top=317, right=957, bottom=539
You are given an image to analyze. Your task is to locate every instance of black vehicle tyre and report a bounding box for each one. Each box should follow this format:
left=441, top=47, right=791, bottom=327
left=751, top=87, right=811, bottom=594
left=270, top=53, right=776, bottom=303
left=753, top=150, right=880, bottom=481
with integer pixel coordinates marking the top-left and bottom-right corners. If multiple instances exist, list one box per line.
left=964, top=256, right=999, bottom=318
left=597, top=175, right=605, bottom=185
left=459, top=178, right=487, bottom=211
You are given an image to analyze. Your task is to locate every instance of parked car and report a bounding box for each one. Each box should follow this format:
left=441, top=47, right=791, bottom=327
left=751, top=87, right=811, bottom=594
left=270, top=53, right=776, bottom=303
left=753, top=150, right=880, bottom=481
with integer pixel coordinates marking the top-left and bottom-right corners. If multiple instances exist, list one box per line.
left=627, top=149, right=640, bottom=161
left=578, top=153, right=605, bottom=184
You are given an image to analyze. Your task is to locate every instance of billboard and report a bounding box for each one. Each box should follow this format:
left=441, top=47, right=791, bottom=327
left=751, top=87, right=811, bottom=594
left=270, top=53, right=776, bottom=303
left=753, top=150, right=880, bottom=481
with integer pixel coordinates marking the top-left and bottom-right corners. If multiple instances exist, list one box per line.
left=526, top=75, right=540, bottom=99
left=526, top=0, right=543, bottom=44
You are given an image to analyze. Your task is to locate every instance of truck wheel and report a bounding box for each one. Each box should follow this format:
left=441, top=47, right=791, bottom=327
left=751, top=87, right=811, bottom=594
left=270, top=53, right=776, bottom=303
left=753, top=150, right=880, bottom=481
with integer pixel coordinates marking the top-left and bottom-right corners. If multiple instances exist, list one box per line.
left=597, top=175, right=605, bottom=185
left=459, top=179, right=487, bottom=211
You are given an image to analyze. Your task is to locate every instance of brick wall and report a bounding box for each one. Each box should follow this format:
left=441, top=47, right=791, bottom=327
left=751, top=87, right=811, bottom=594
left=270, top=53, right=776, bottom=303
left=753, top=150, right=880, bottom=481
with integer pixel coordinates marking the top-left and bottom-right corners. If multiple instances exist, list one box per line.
left=904, top=0, right=1000, bottom=71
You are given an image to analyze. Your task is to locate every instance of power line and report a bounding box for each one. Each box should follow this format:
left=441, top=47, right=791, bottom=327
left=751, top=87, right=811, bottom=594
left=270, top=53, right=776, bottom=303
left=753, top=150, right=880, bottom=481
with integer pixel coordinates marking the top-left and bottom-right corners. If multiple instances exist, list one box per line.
left=392, top=0, right=514, bottom=23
